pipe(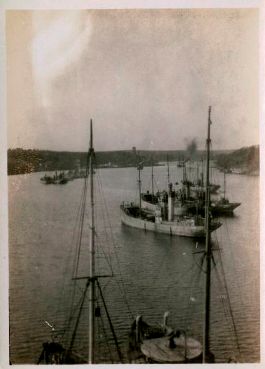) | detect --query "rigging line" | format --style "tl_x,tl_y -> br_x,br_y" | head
61,283 -> 89,344
68,280 -> 90,353
222,218 -> 245,311
97,310 -> 114,363
98,276 -> 112,297
218,262 -> 241,357
184,253 -> 205,331
183,261 -> 198,329
96,279 -> 123,363
63,150 -> 91,338
214,247 -> 242,358
94,241 -> 133,323
193,251 -> 207,273
94,177 -> 120,275
54,170 -> 89,330
213,266 -> 240,357
95,284 -> 115,364
54,205 -> 83,324
93,205 -> 114,275
68,144 -> 91,316
94,167 -> 134,319
73,179 -> 88,278
154,177 -> 160,193
94,177 -> 115,274
66,180 -> 88,325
